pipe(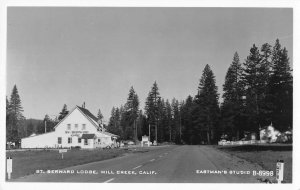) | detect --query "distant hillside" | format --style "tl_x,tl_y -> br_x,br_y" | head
25,118 -> 43,126
25,118 -> 43,134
